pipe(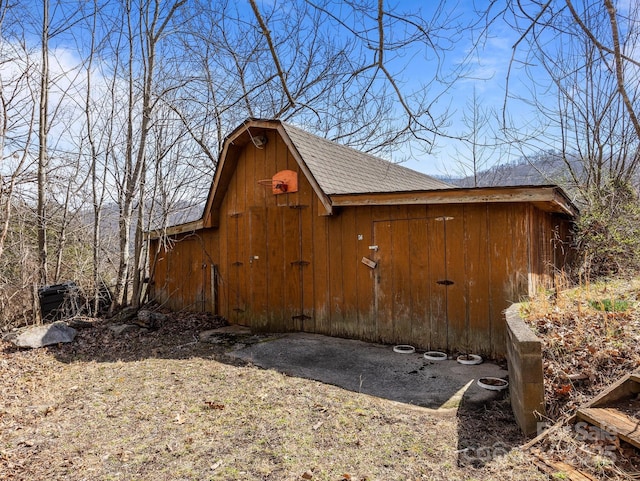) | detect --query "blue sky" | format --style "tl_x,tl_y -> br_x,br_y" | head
369,1 -> 541,176
13,0 -> 563,178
